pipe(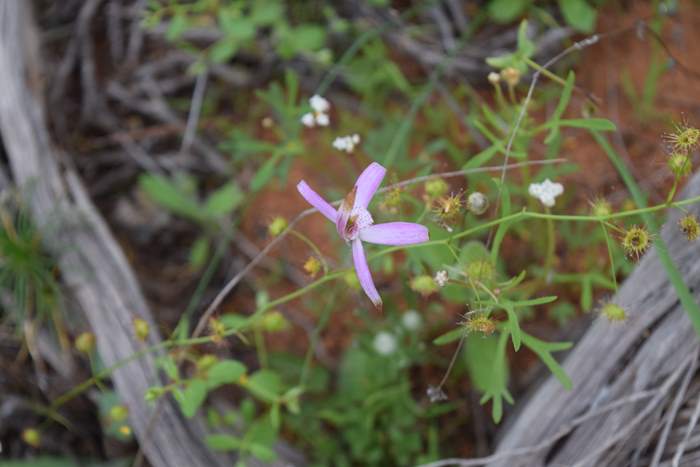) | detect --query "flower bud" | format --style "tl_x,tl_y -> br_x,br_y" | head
260,310 -> 289,332
679,213 -> 700,241
22,428 -> 41,448
133,318 -> 149,342
465,260 -> 495,283
110,405 -> 129,422
668,153 -> 692,178
410,275 -> 438,297
501,67 -> 521,87
75,332 -> 96,354
467,192 -> 489,215
488,72 -> 501,85
590,197 -> 612,217
268,216 -> 288,236
197,354 -> 219,372
303,256 -> 322,278
601,302 -> 627,322
463,315 -> 496,335
424,178 -> 449,199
